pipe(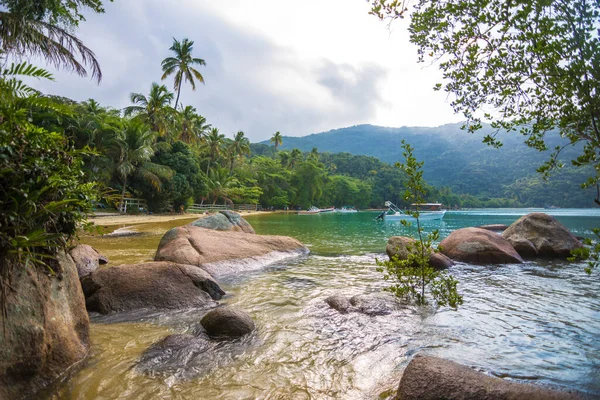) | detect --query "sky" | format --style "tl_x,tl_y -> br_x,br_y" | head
29,0 -> 462,142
